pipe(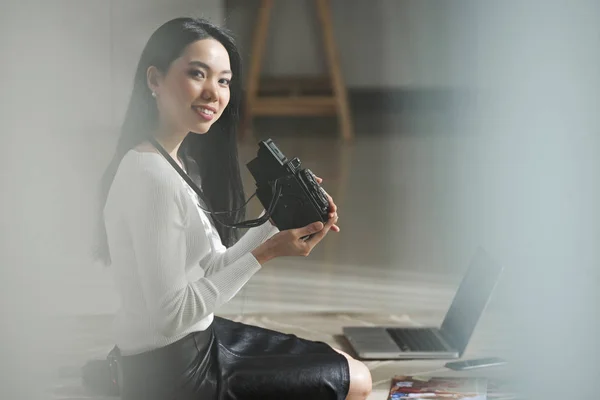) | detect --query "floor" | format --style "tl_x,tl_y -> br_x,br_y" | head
231,111 -> 511,317
49,111 -> 520,399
